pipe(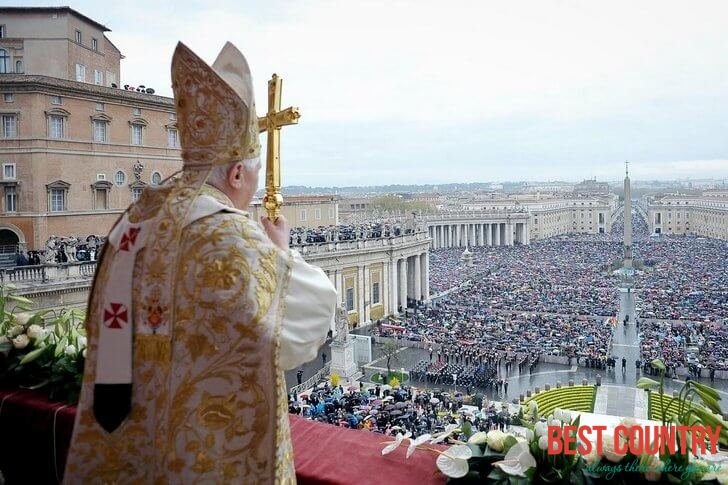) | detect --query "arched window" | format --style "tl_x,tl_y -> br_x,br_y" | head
14,60 -> 22,73
0,49 -> 8,74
